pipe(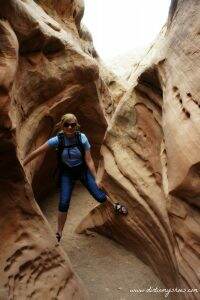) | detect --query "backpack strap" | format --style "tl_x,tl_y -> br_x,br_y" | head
53,132 -> 65,182
57,132 -> 65,151
75,131 -> 85,162
56,132 -> 65,167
